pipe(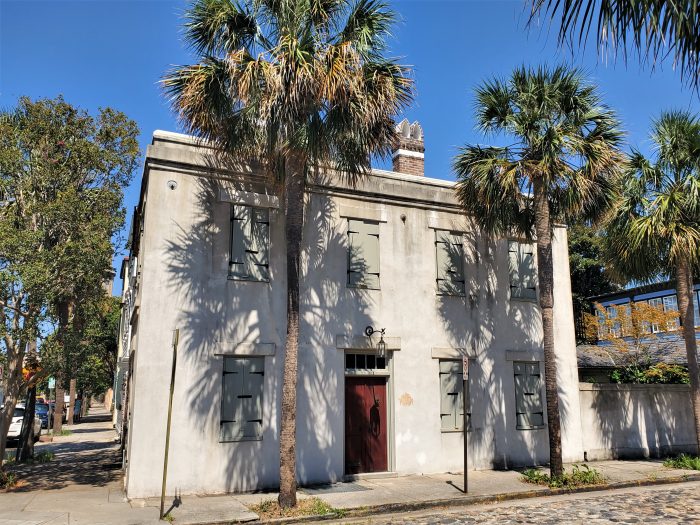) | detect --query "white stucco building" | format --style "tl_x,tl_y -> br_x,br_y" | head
120,124 -> 584,498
